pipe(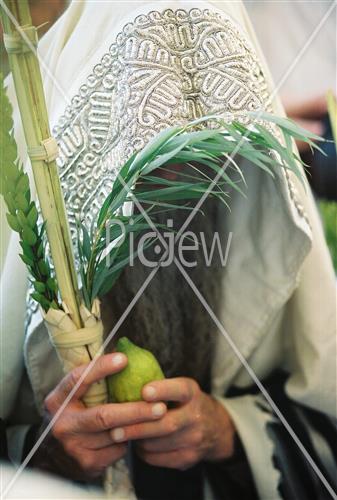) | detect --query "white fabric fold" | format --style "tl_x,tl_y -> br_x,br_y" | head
217,394 -> 282,500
